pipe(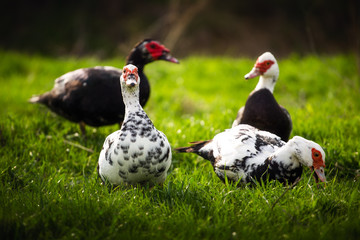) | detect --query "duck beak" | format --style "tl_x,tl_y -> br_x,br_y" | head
125,74 -> 138,87
311,166 -> 326,184
159,52 -> 179,64
244,67 -> 261,80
